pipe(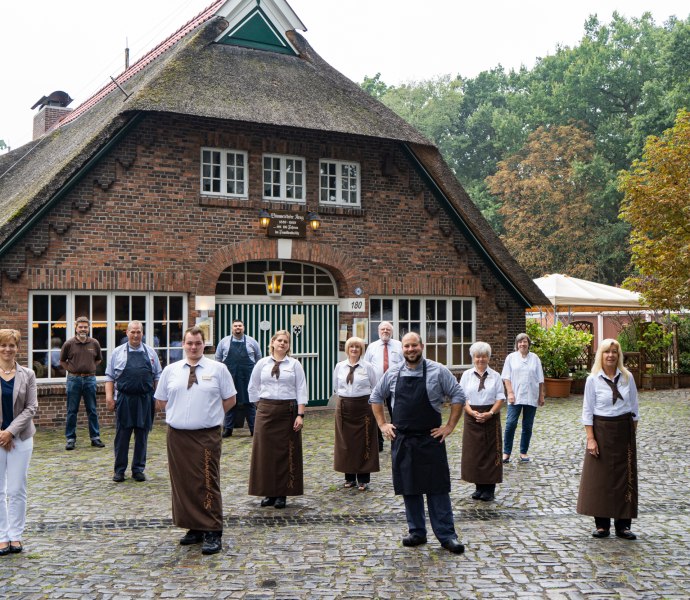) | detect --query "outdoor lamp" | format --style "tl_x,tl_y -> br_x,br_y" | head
307,211 -> 321,231
264,271 -> 284,297
259,209 -> 271,229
